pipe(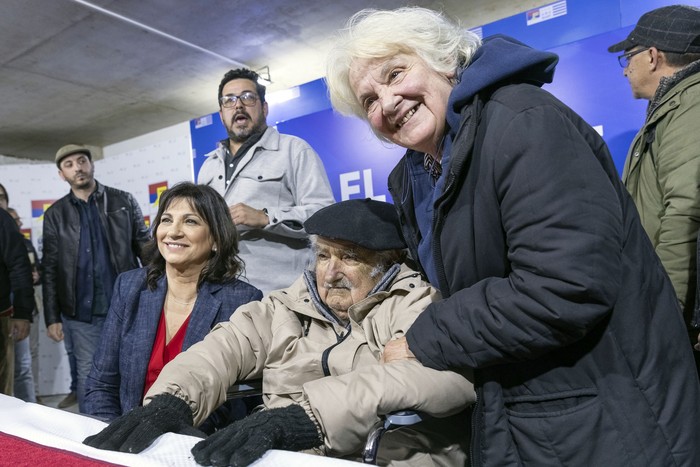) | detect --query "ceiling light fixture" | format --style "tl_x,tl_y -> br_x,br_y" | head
256,66 -> 272,86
